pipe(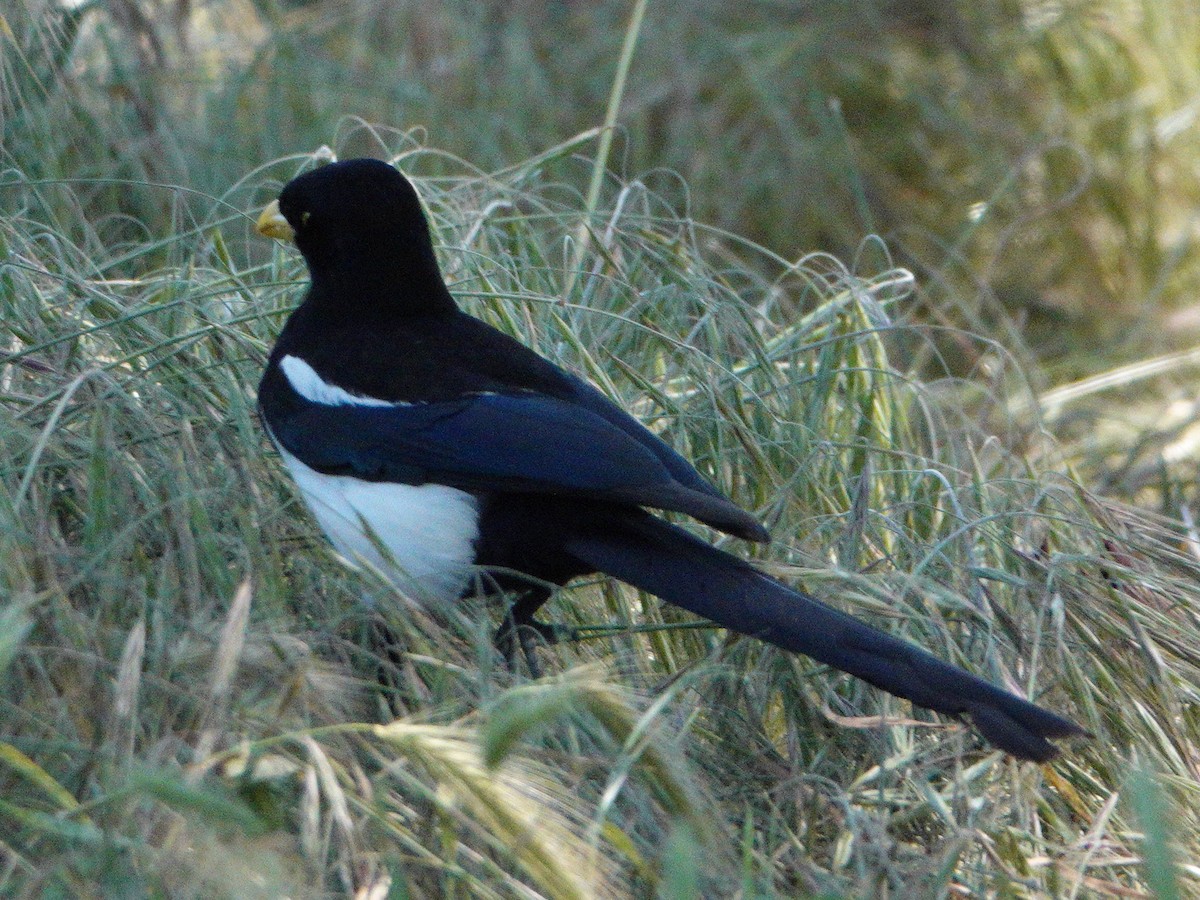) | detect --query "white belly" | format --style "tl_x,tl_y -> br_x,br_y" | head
279,448 -> 481,605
